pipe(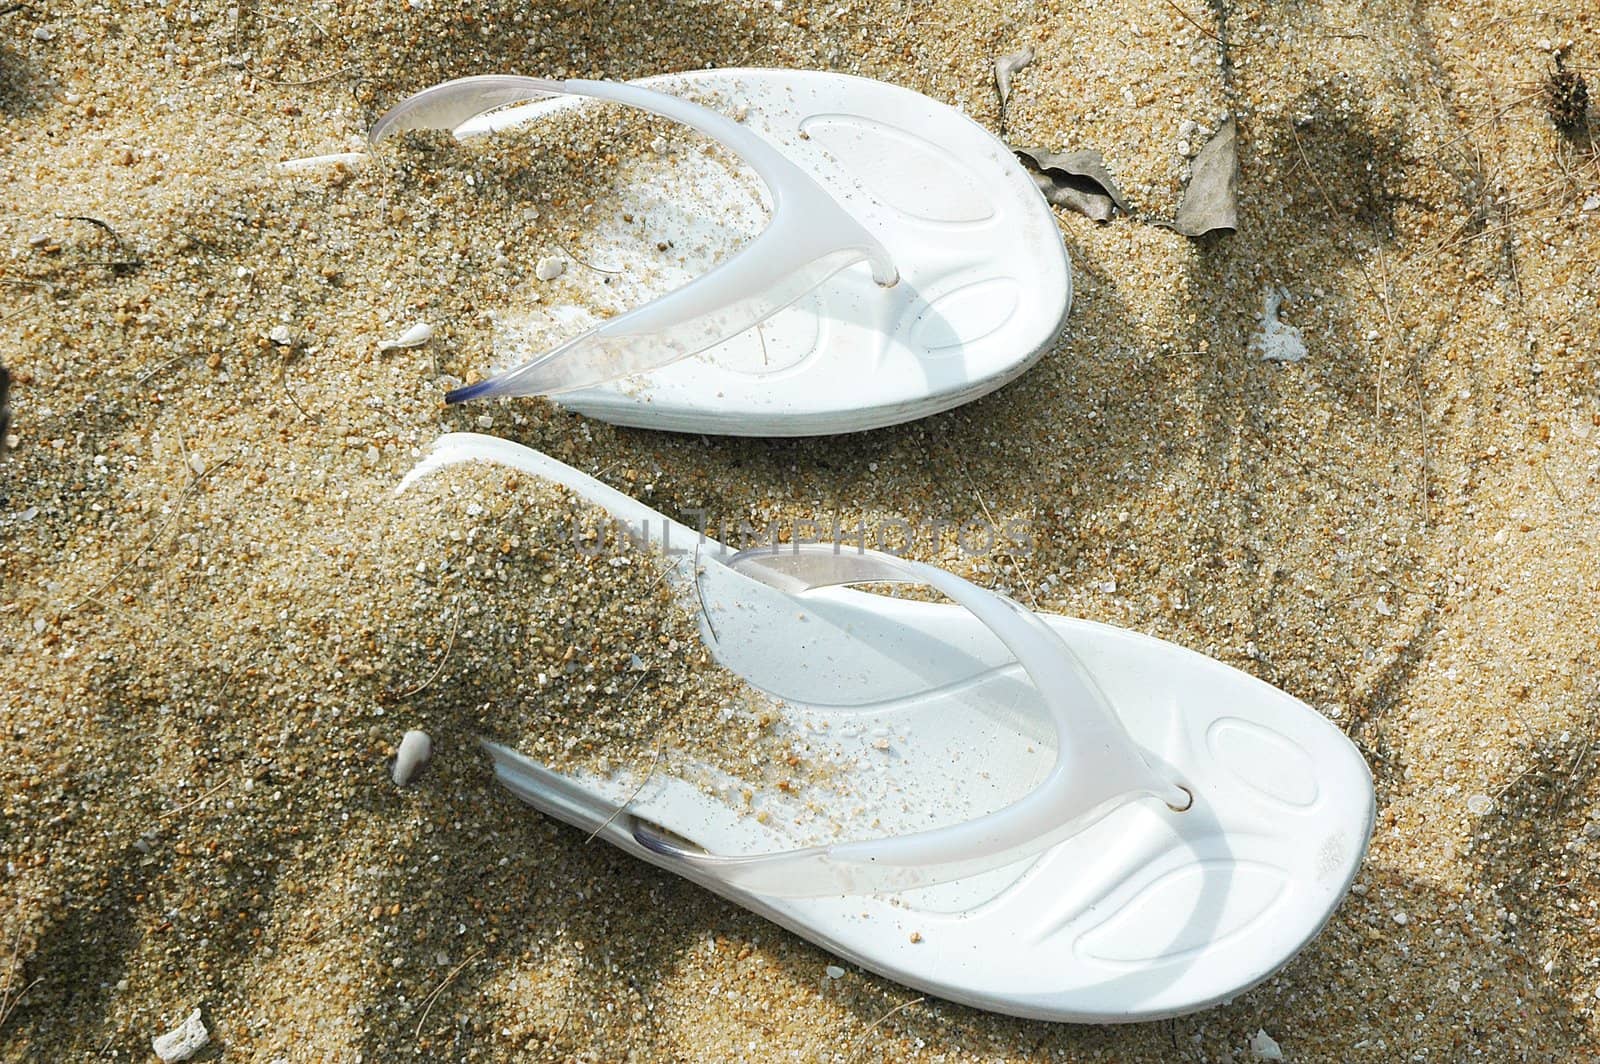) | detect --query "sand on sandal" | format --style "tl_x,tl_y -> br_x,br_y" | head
4,0 -> 1600,1059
